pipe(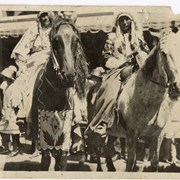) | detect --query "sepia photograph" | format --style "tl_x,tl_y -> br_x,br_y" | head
0,3 -> 180,178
